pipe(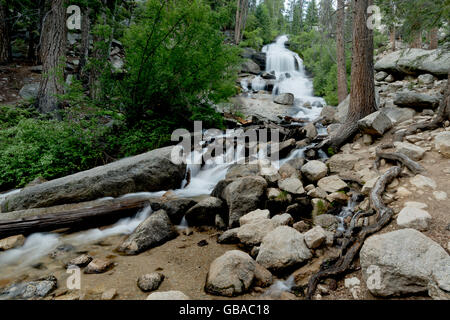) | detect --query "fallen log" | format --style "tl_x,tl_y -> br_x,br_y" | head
305,166 -> 402,299
0,196 -> 153,239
